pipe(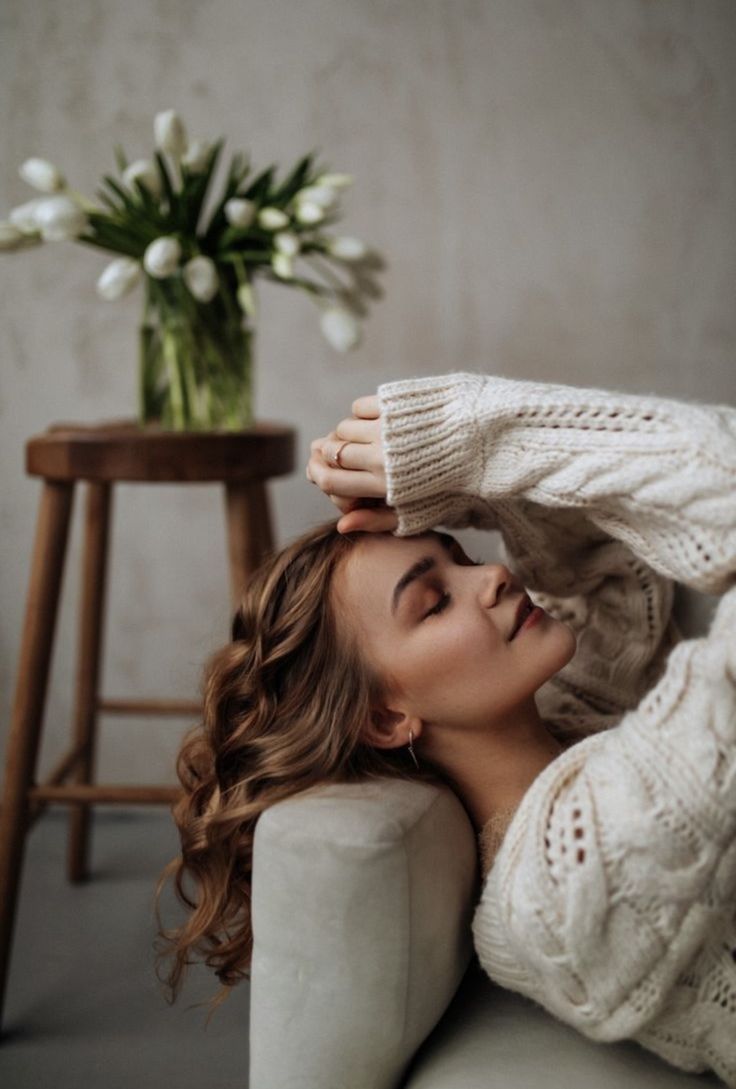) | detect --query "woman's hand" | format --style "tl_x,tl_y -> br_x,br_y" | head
307,394 -> 399,534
